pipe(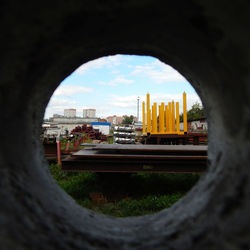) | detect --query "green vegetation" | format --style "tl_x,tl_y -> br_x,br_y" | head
60,136 -> 85,151
121,115 -> 136,125
180,102 -> 205,122
107,136 -> 113,144
49,164 -> 200,217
